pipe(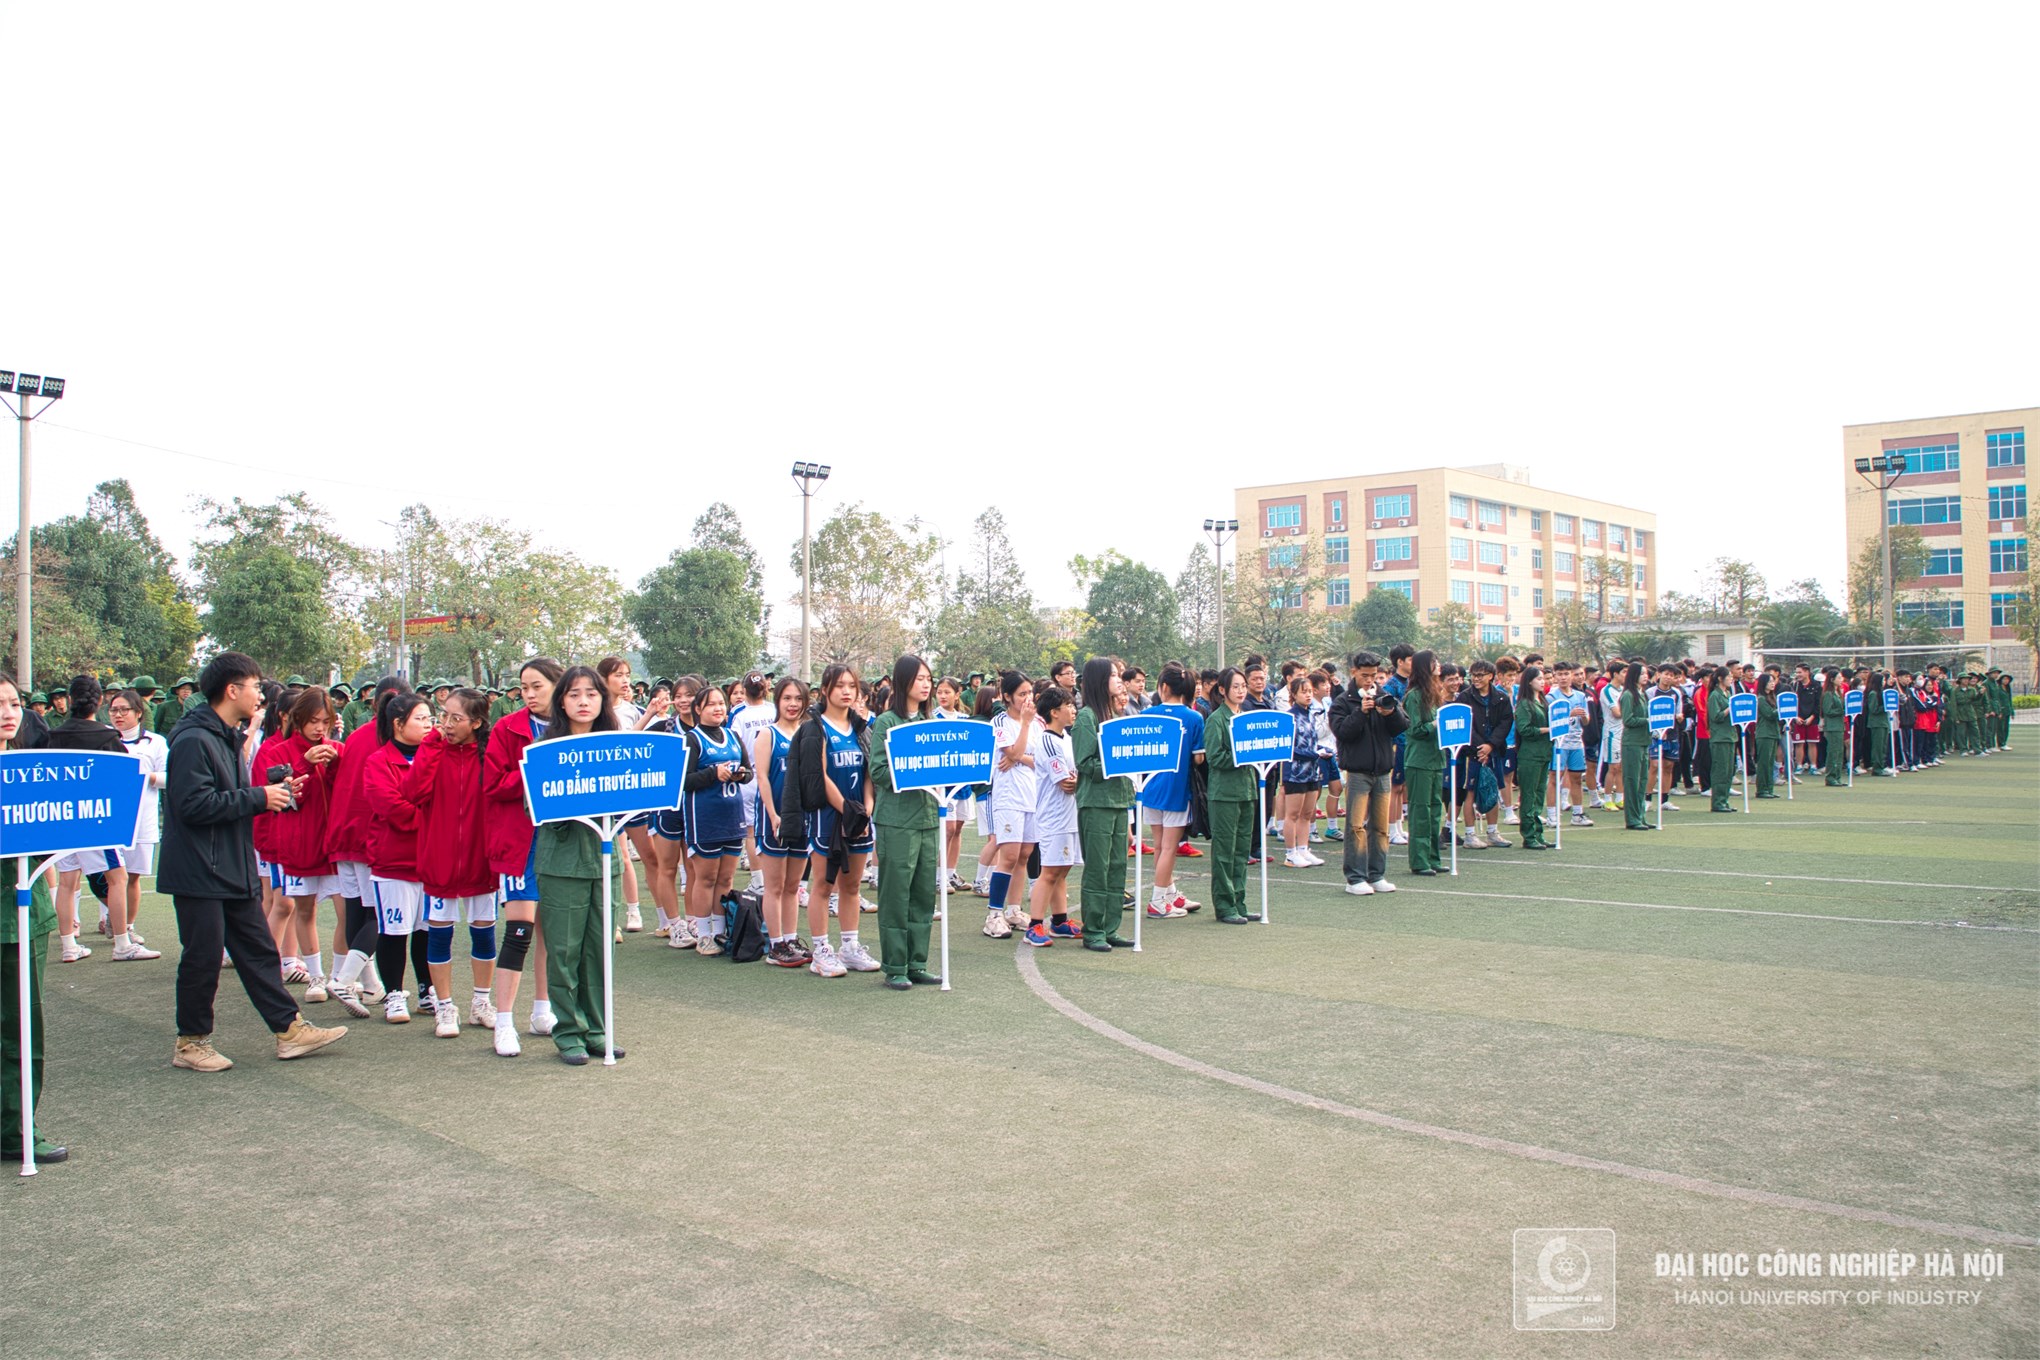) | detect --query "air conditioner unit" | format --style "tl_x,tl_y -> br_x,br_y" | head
1398,518 -> 1409,527
1261,529 -> 1273,538
1371,561 -> 1384,571
1370,521 -> 1382,530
